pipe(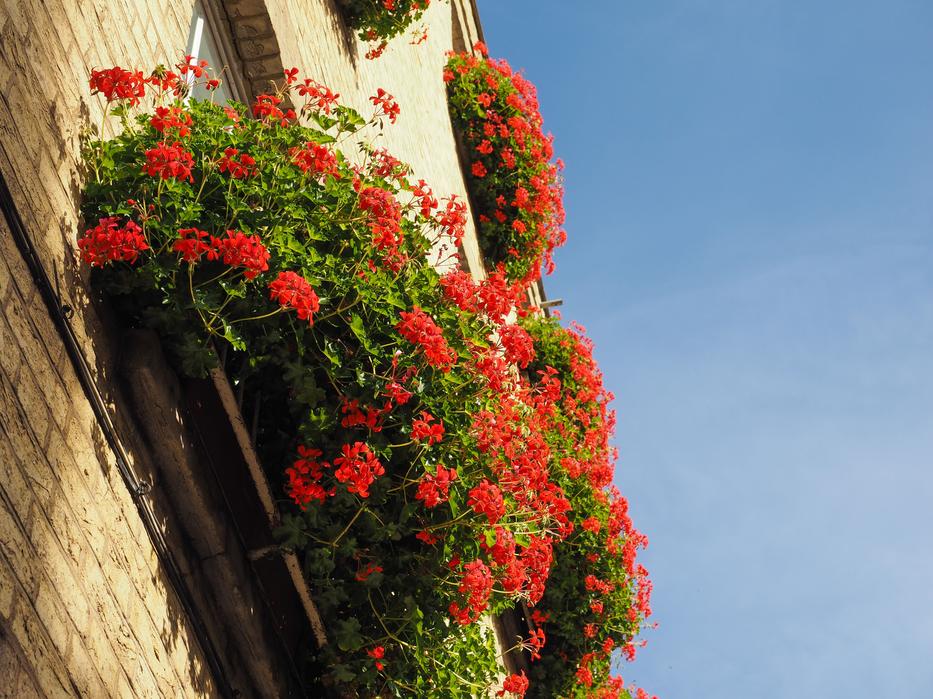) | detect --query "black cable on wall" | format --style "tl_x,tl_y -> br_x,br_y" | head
0,170 -> 235,699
